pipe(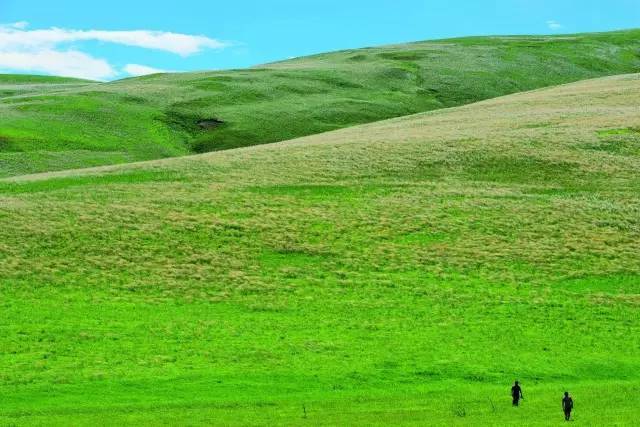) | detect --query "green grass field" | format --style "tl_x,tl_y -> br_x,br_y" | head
1,71 -> 639,425
1,29 -> 640,177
